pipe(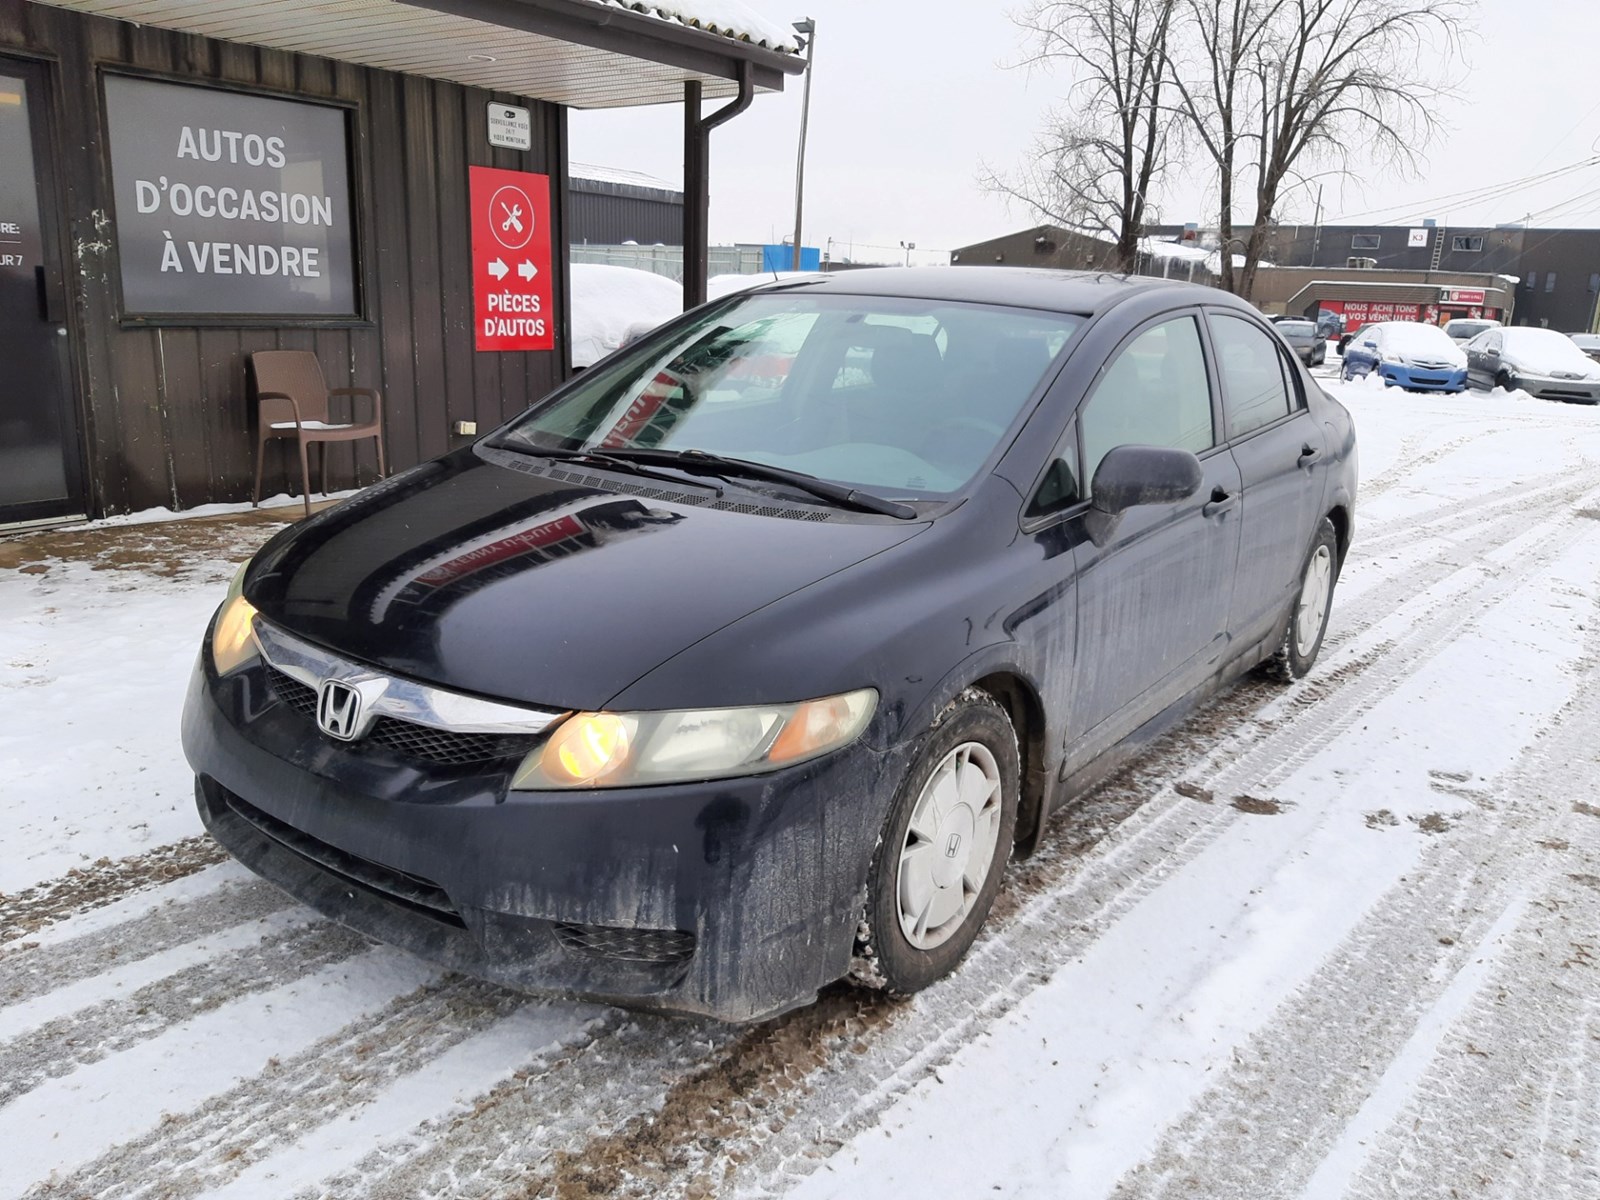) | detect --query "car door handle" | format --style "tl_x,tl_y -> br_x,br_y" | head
1202,487 -> 1236,518
1297,444 -> 1321,467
